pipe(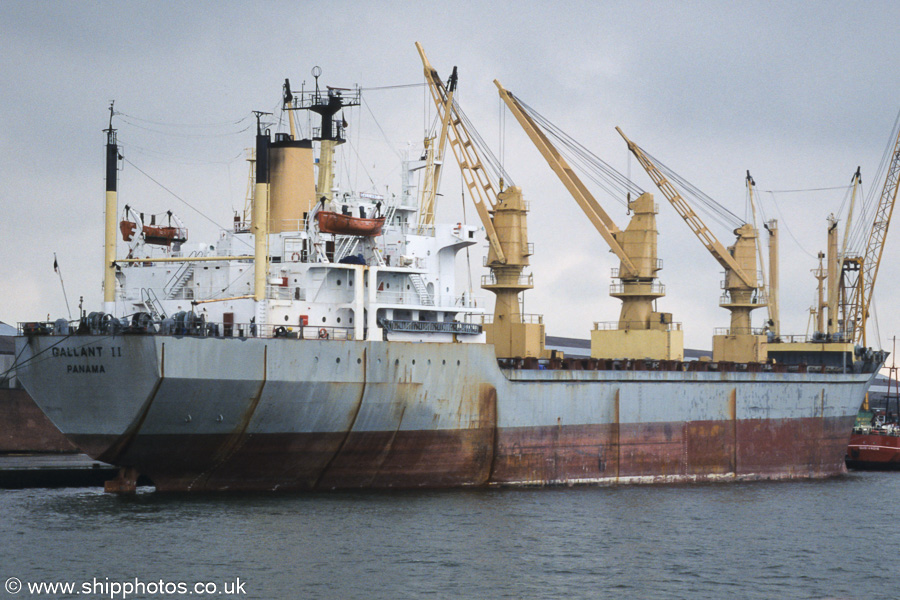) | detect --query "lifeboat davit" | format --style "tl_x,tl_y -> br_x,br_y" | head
119,221 -> 188,246
316,211 -> 385,236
